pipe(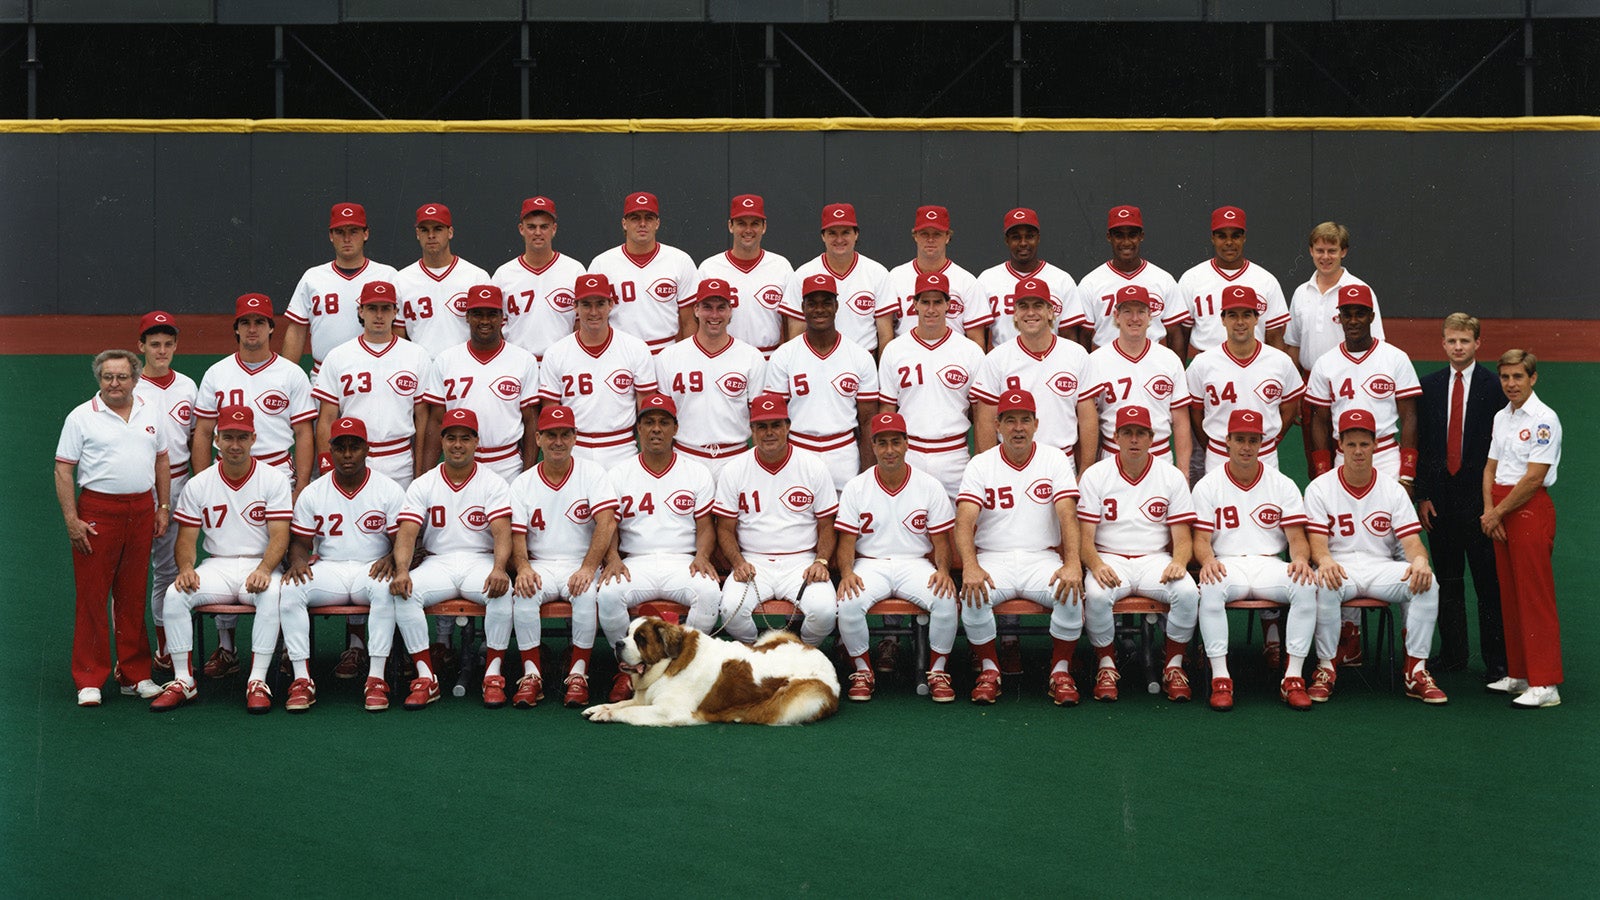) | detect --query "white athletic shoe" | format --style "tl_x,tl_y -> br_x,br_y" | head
120,679 -> 163,699
77,687 -> 102,707
1485,676 -> 1528,695
1511,685 -> 1561,708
